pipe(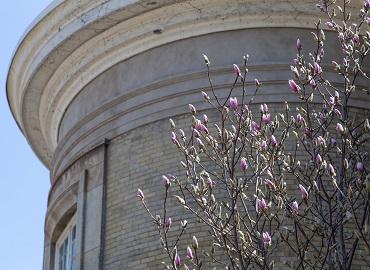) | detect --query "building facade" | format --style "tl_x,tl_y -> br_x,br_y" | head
7,0 -> 369,269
